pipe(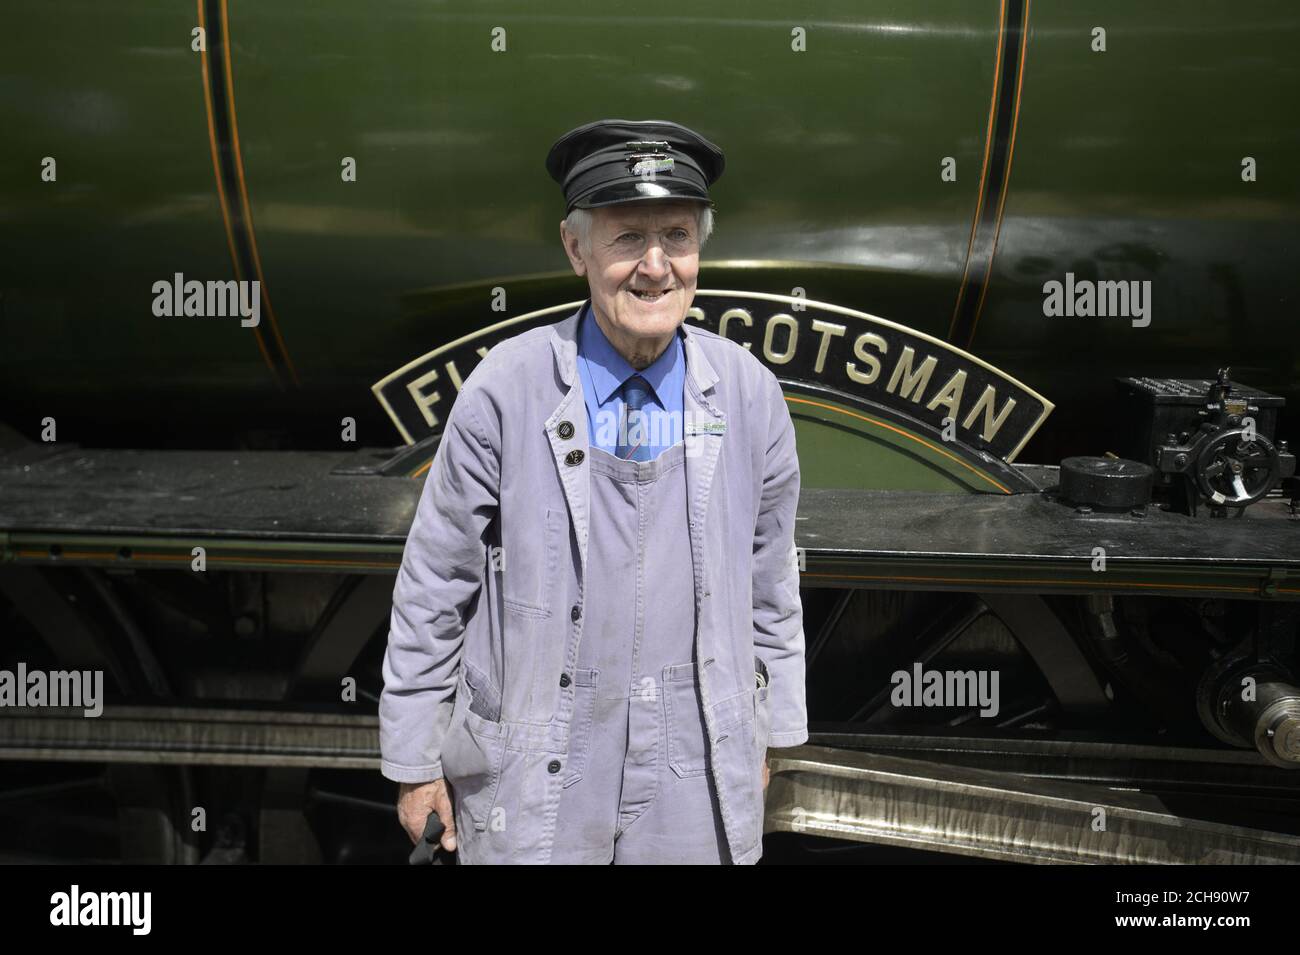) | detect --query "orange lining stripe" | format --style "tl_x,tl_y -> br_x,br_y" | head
17,550 -> 397,569
968,0 -> 1031,342
198,0 -> 275,374
803,572 -> 1296,596
219,0 -> 300,386
785,395 -> 1012,494
948,0 -> 1007,341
